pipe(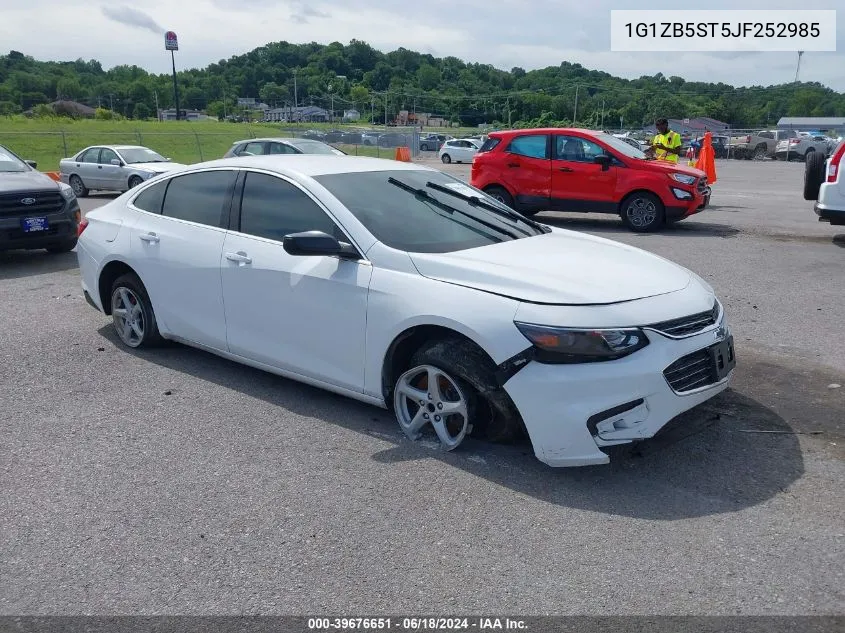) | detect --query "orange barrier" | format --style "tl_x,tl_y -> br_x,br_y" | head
394,146 -> 411,162
44,171 -> 61,181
